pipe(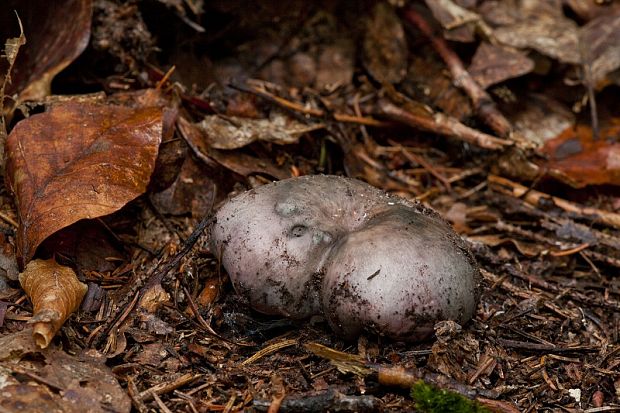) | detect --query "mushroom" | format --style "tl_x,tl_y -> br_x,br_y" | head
210,175 -> 480,341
